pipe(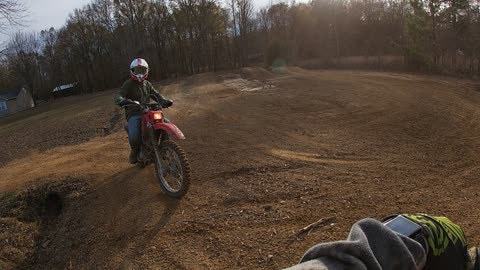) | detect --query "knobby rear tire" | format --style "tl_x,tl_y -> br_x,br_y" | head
154,140 -> 191,198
